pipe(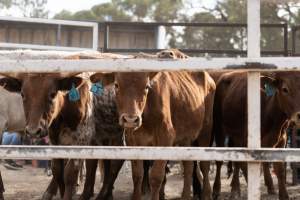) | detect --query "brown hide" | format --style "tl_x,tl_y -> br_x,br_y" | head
91,70 -> 215,200
213,71 -> 296,200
